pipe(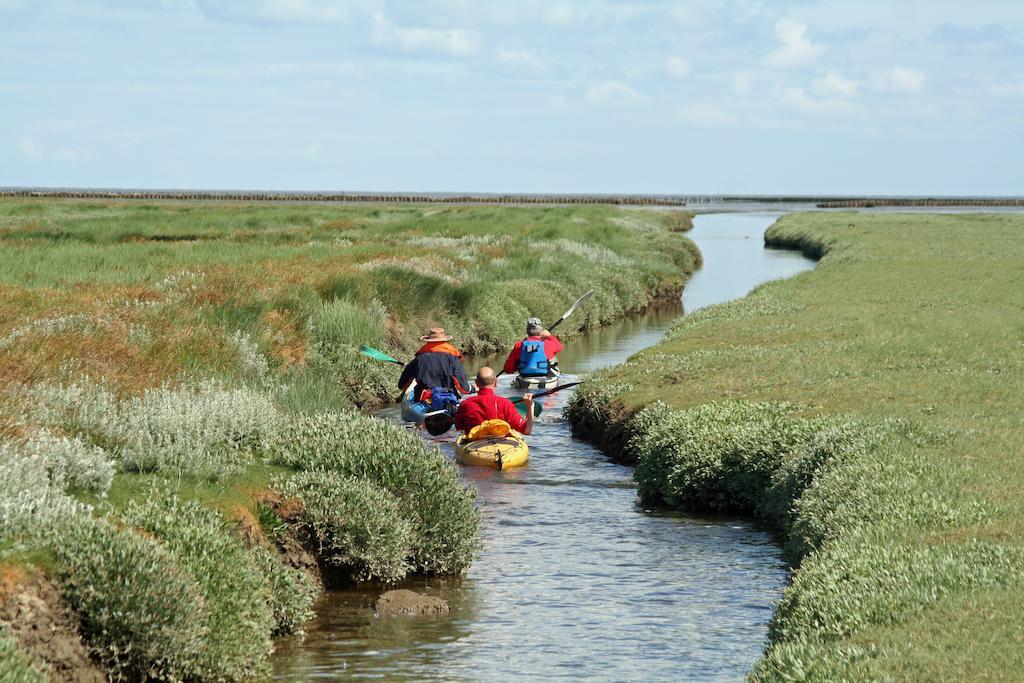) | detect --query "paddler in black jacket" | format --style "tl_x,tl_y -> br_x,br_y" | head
398,326 -> 473,402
